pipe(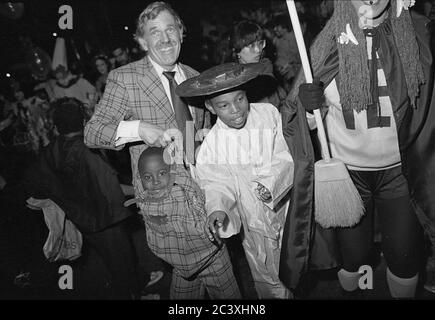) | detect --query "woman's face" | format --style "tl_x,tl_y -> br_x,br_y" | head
95,59 -> 109,75
238,39 -> 266,64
